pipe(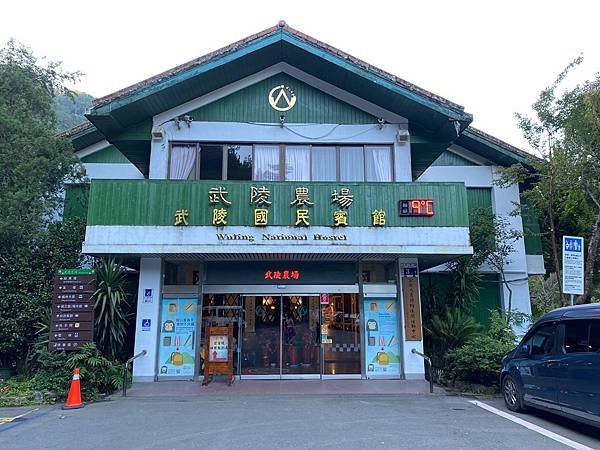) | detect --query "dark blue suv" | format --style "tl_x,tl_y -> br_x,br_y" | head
501,304 -> 600,427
